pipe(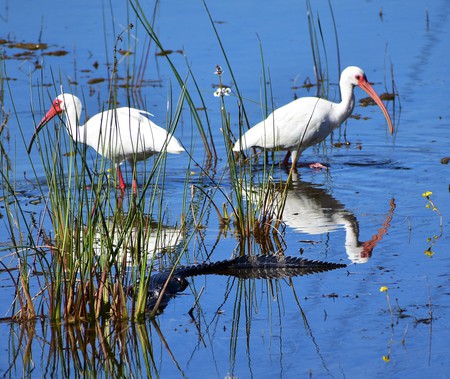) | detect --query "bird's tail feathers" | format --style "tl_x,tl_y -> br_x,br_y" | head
166,138 -> 185,154
232,138 -> 246,152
